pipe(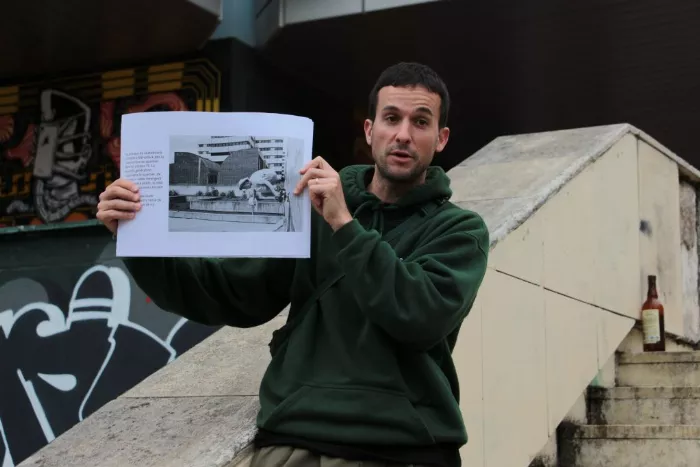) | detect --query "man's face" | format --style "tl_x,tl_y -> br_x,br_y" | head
364,85 -> 450,183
